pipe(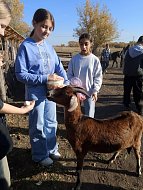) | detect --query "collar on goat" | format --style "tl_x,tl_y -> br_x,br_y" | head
68,95 -> 78,112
